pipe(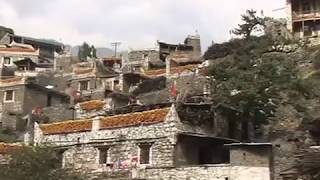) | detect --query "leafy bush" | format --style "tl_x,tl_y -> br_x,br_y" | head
0,146 -> 87,180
